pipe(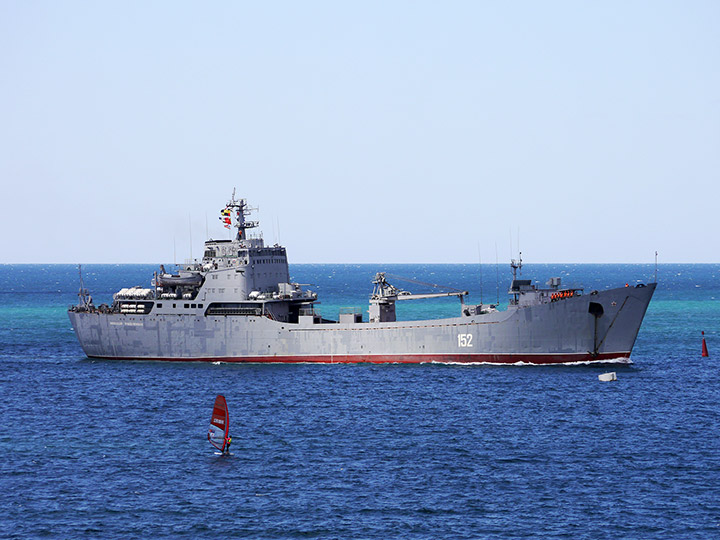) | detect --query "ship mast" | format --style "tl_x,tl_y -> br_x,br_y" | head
225,189 -> 258,241
509,252 -> 523,305
510,251 -> 523,280
77,264 -> 92,310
